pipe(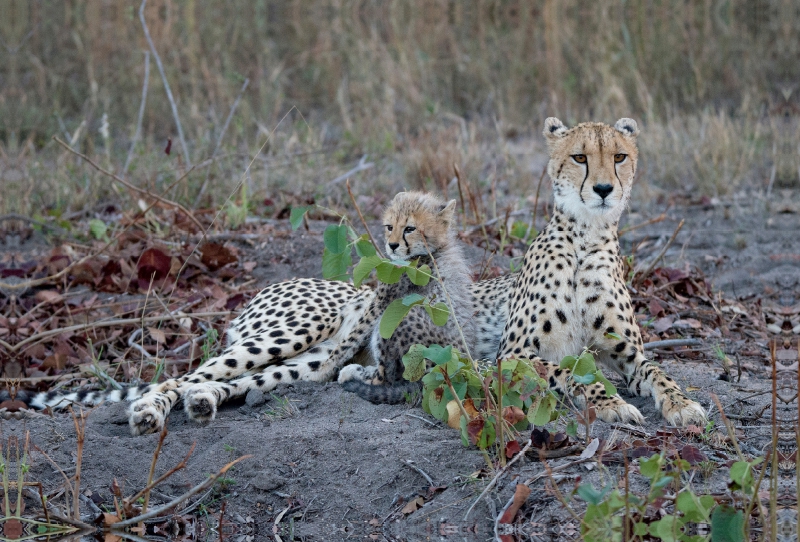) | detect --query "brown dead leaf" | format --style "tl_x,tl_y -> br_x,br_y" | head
466,418 -> 485,446
505,440 -> 522,459
498,484 -> 531,524
401,496 -> 424,515
34,290 -> 63,304
200,242 -> 237,271
137,247 -> 172,287
503,406 -> 526,425
147,327 -> 167,344
243,261 -> 257,273
42,353 -> 68,371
